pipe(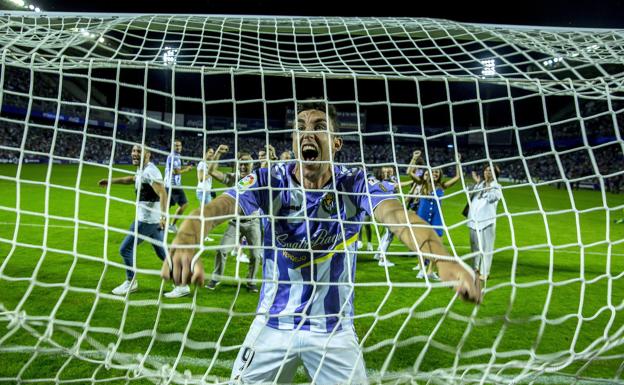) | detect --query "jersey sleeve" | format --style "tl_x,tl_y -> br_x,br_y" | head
145,166 -> 164,185
224,168 -> 269,215
352,170 -> 397,216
